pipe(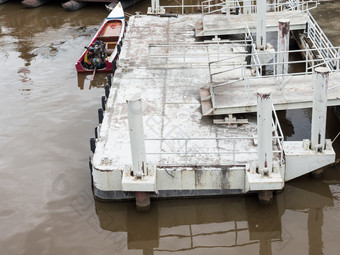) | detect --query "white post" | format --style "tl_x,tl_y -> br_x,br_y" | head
277,19 -> 290,89
127,95 -> 146,178
311,67 -> 329,152
151,0 -> 156,13
225,1 -> 230,22
244,0 -> 251,14
257,89 -> 273,176
256,0 -> 266,50
151,0 -> 160,14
